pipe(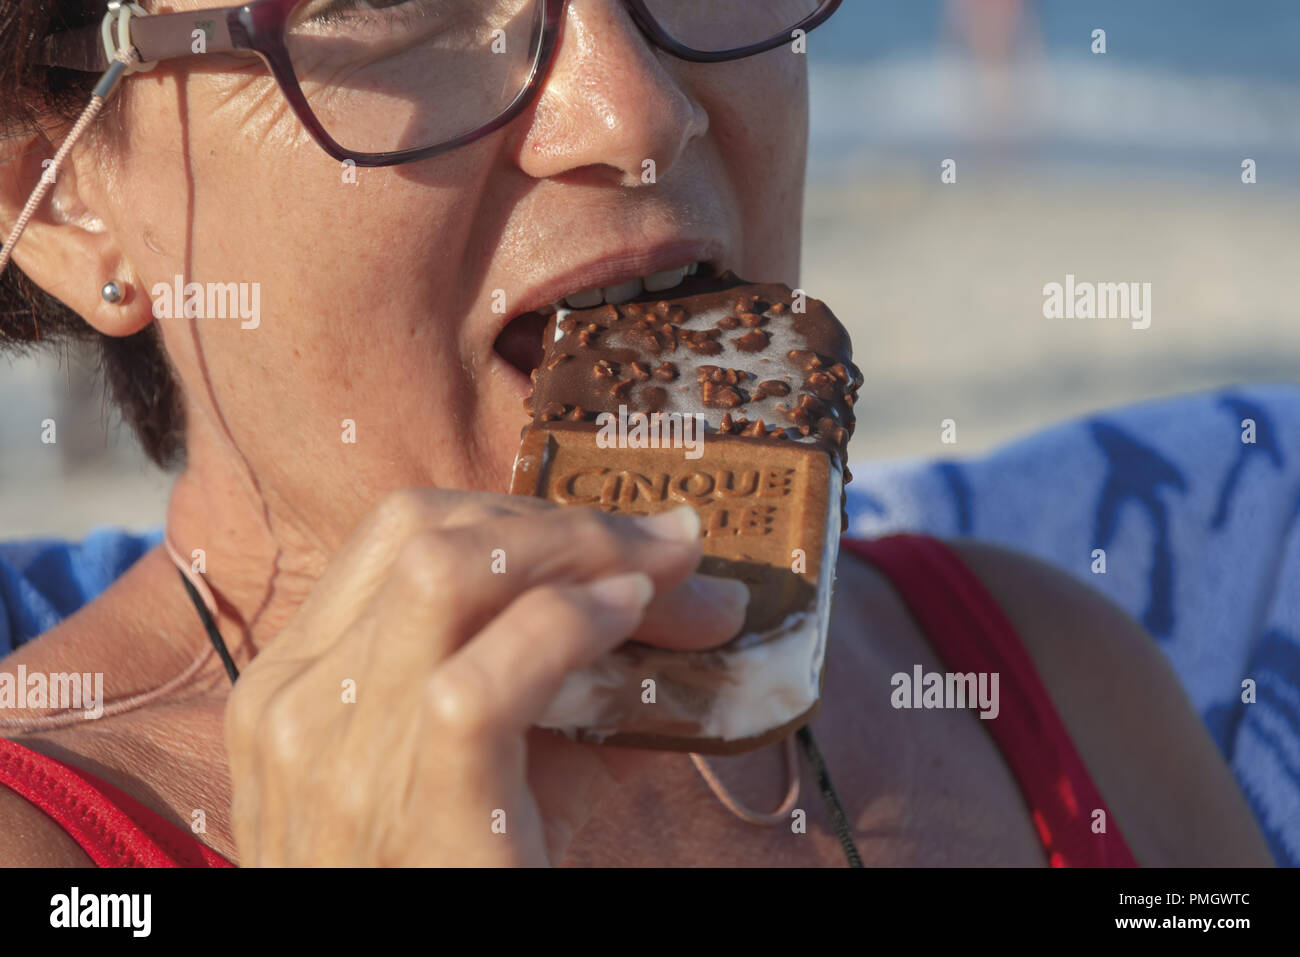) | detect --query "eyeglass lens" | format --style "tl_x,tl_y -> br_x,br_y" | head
284,0 -> 825,155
